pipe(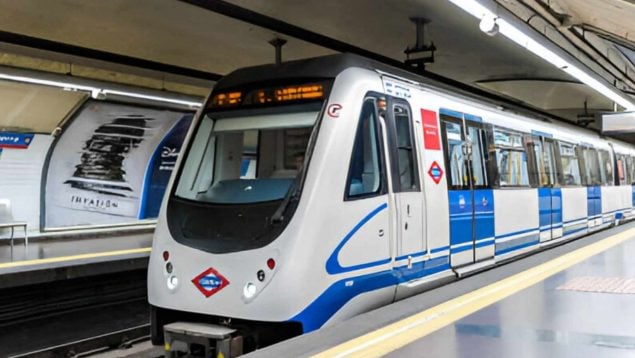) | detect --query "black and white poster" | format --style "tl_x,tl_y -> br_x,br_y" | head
45,100 -> 192,228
